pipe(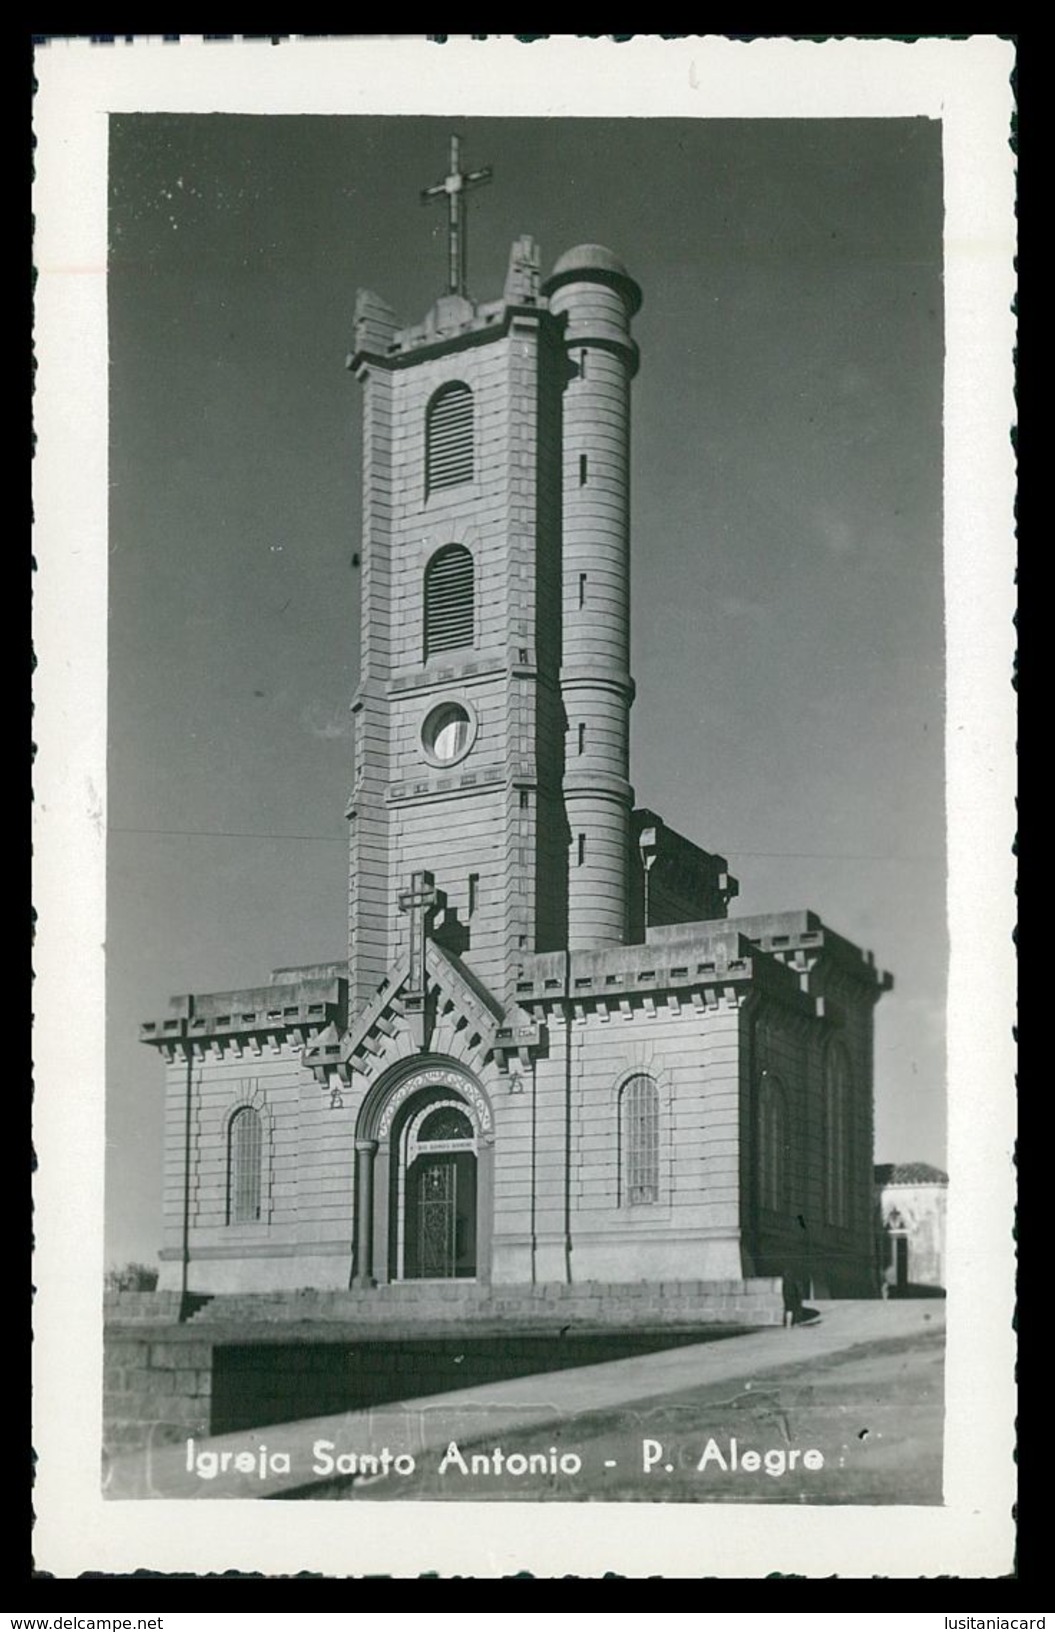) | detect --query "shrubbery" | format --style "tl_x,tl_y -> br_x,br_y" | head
105,1261 -> 159,1293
